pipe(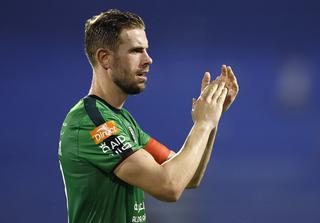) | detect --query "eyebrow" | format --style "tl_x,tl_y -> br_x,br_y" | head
129,46 -> 148,52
